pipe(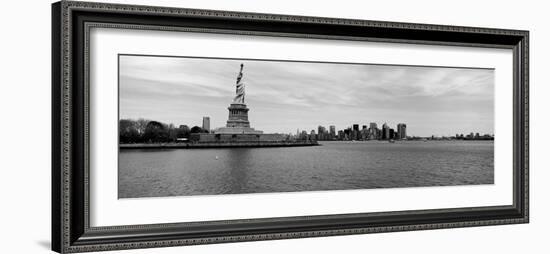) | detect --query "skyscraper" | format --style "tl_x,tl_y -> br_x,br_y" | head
352,124 -> 359,140
329,125 -> 336,140
369,122 -> 378,140
301,130 -> 308,140
369,122 -> 378,130
202,116 -> 210,133
344,127 -> 351,140
382,123 -> 390,140
338,130 -> 344,140
361,126 -> 368,140
397,123 -> 407,139
318,125 -> 327,140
